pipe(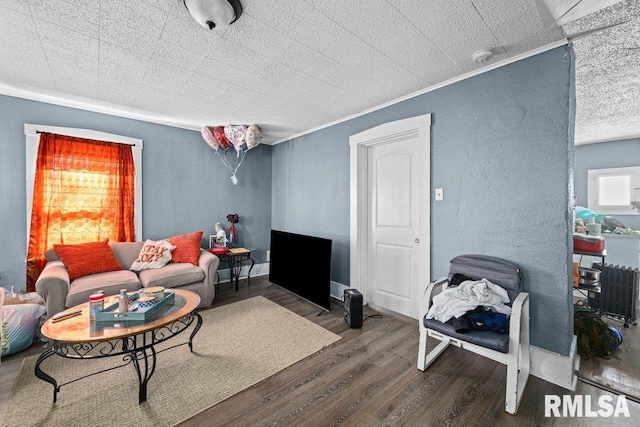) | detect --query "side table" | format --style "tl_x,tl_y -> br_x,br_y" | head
209,248 -> 255,291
